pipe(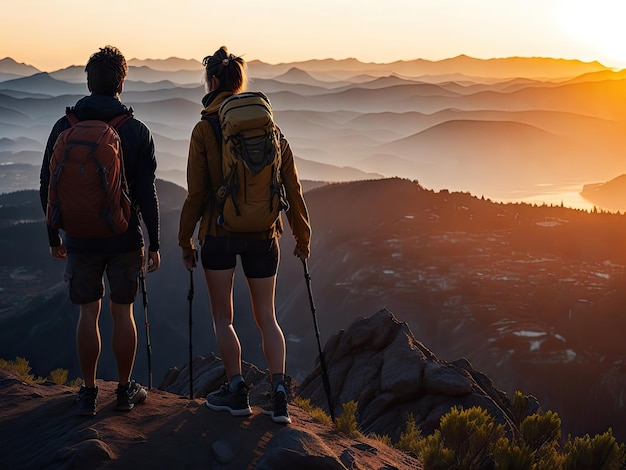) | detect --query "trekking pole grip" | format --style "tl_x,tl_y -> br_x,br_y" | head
302,259 -> 316,314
